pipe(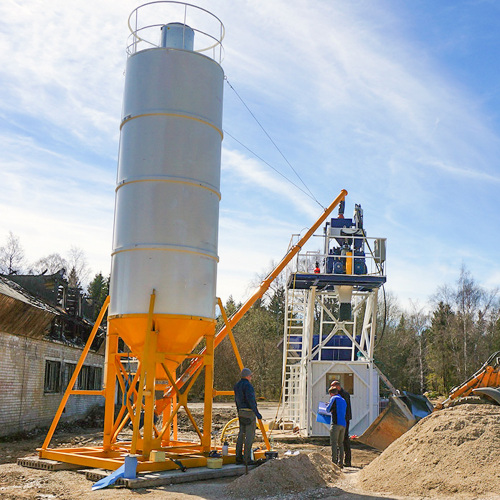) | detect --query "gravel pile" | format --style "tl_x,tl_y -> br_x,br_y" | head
358,404 -> 500,498
226,452 -> 341,498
